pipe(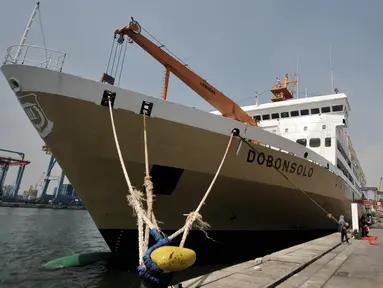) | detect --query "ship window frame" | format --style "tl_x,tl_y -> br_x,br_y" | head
300,109 -> 309,116
296,138 -> 307,147
311,108 -> 320,114
332,105 -> 343,112
309,138 -> 321,148
262,114 -> 270,120
325,137 -> 331,147
290,110 -> 299,117
271,113 -> 279,119
281,112 -> 289,118
321,106 -> 331,113
253,115 -> 261,121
